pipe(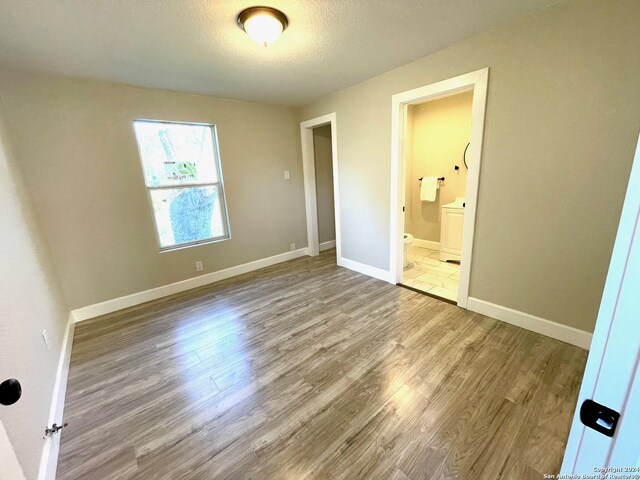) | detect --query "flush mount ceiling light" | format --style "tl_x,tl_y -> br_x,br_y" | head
237,6 -> 288,47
